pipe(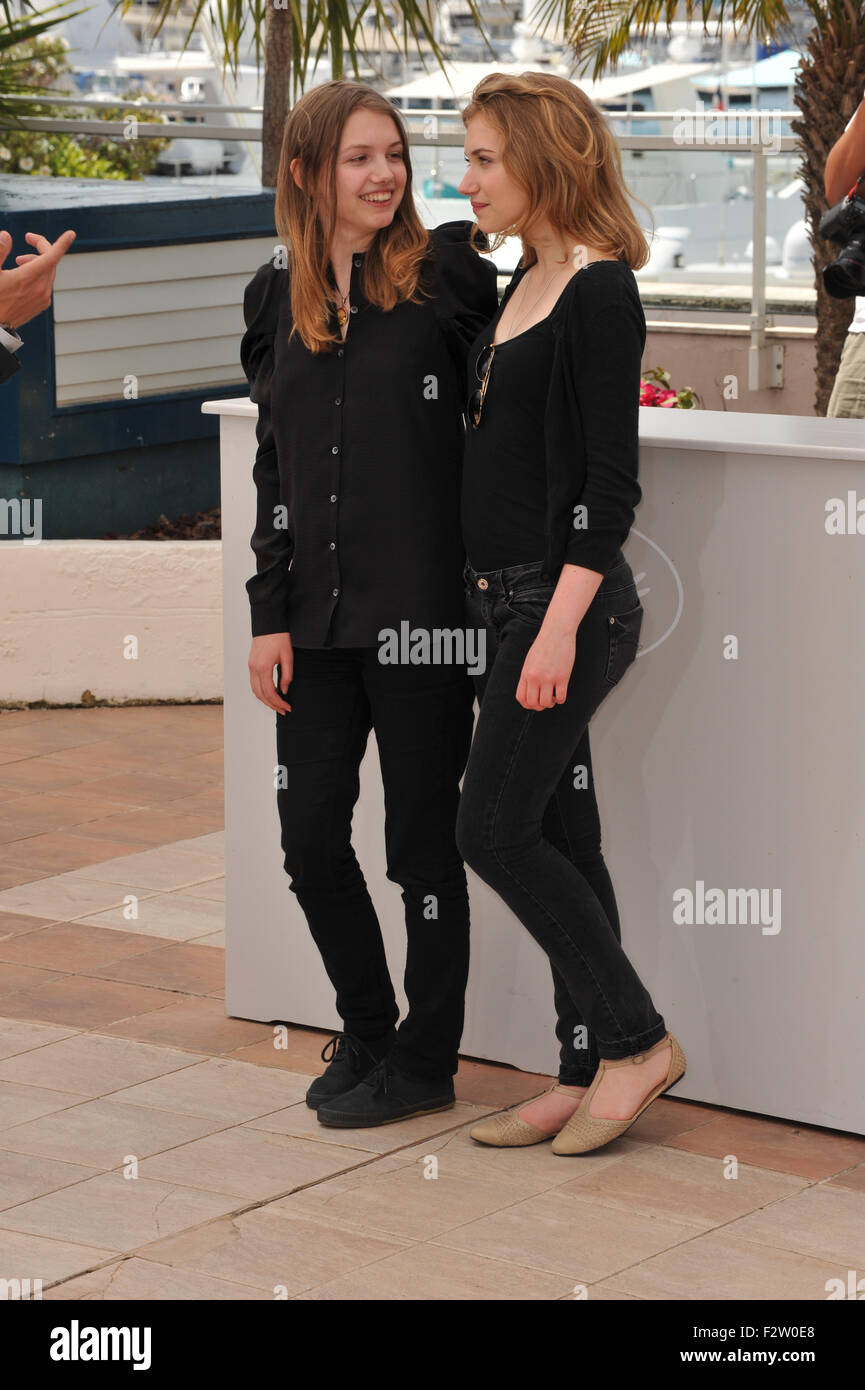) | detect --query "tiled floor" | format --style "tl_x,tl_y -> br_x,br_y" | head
0,705 -> 863,1300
